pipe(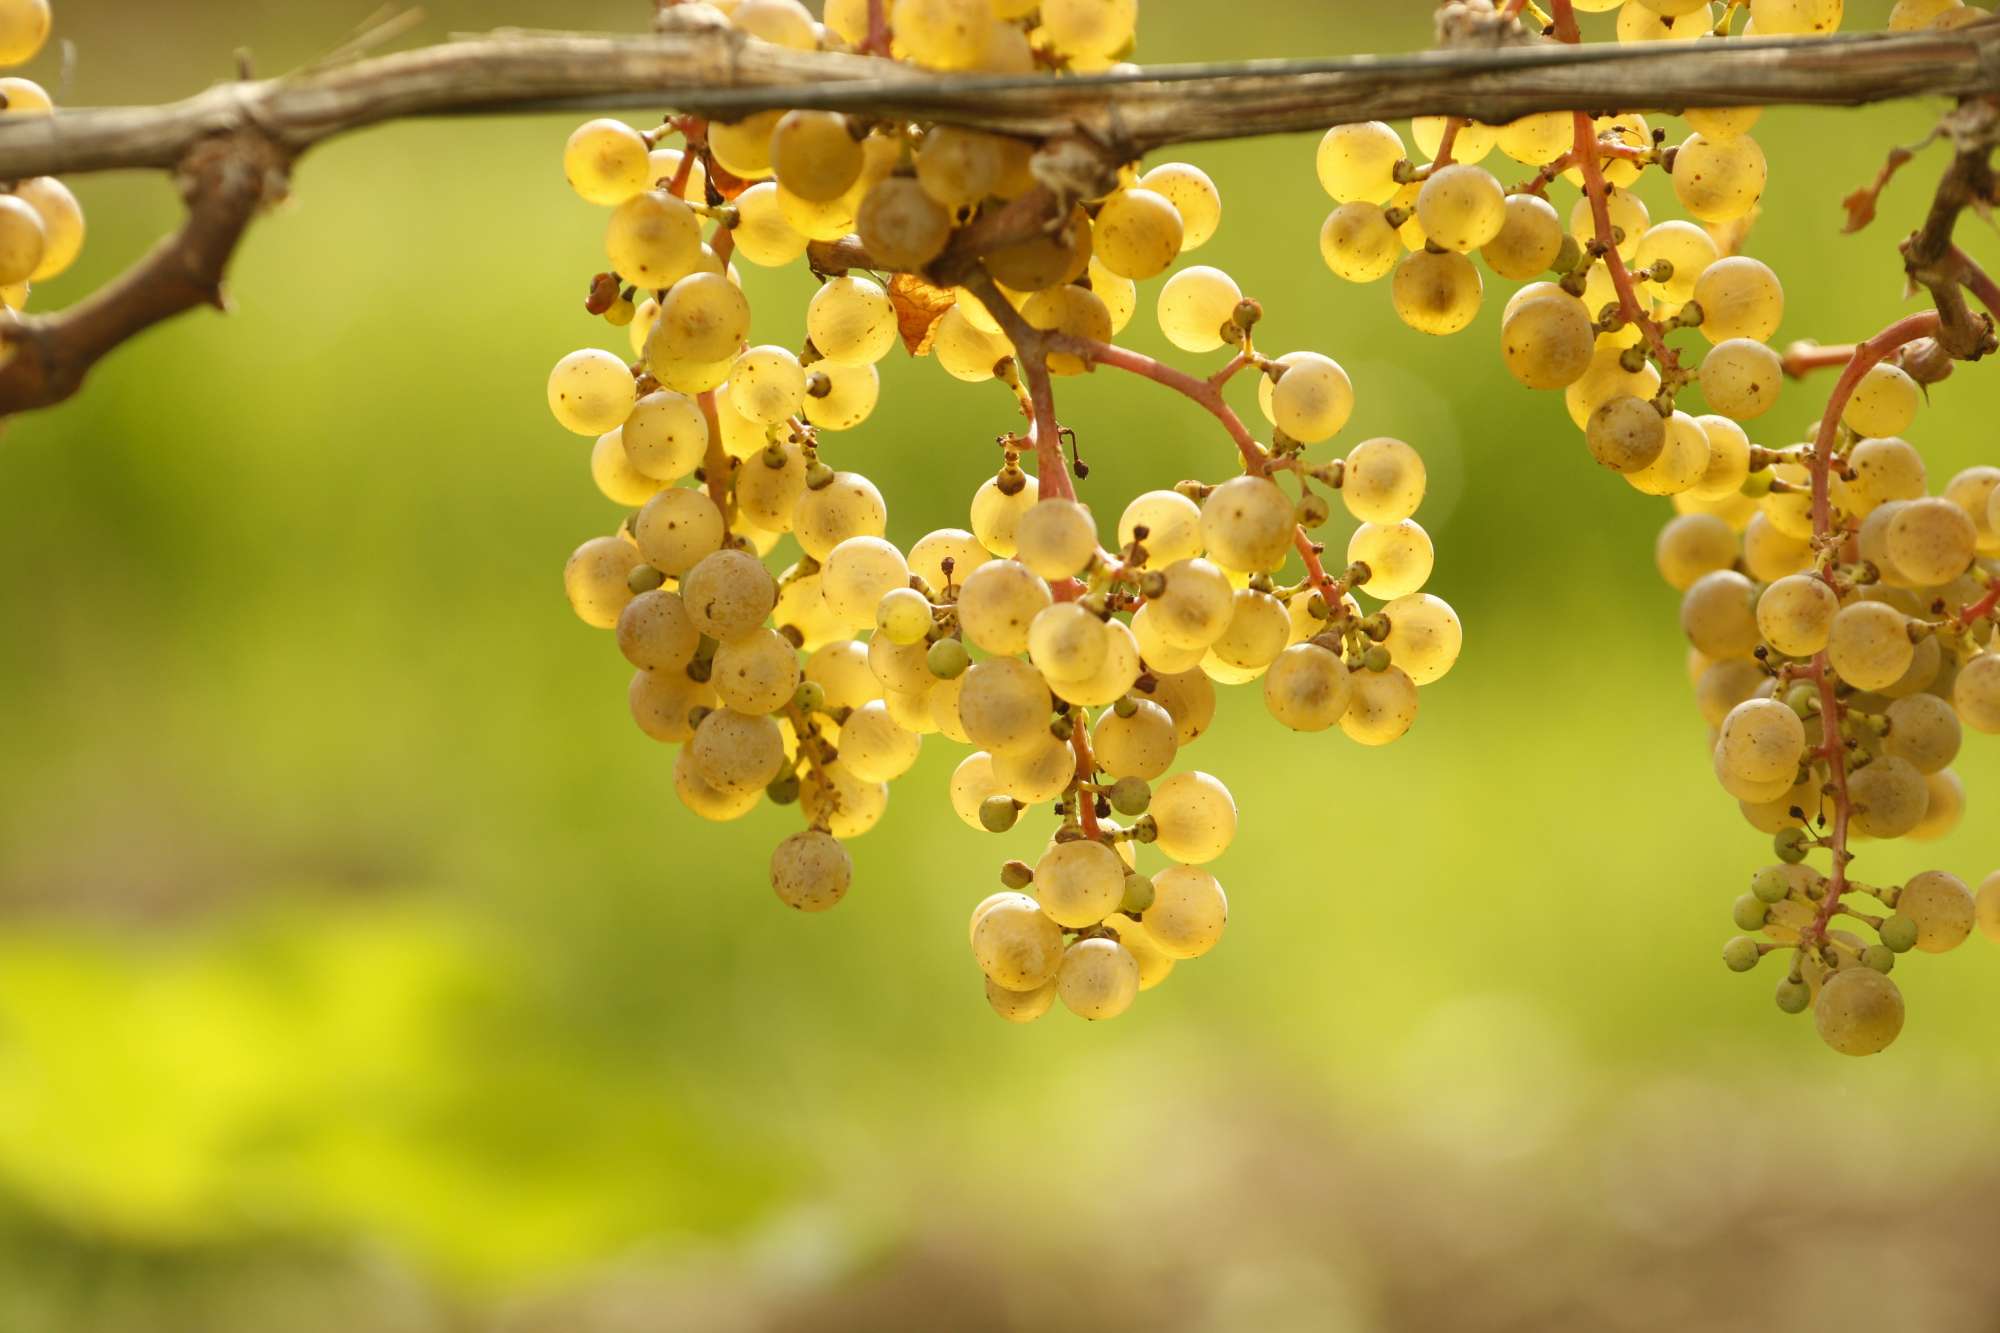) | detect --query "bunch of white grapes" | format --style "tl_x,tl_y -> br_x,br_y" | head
0,0 -> 85,317
549,0 -> 1462,1022
1307,0 -> 2000,1056
1663,384 -> 2000,1056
